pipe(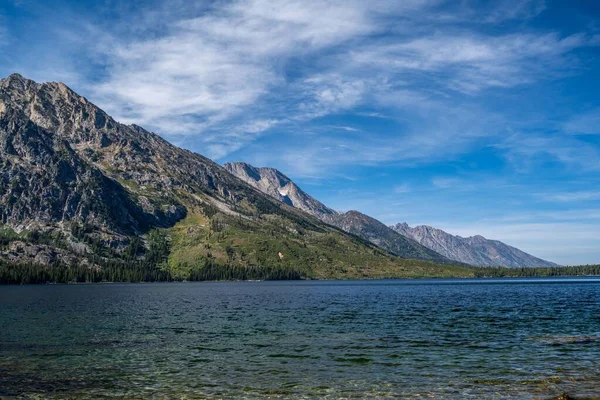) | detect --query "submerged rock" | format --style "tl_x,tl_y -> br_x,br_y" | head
546,393 -> 592,400
538,334 -> 600,346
